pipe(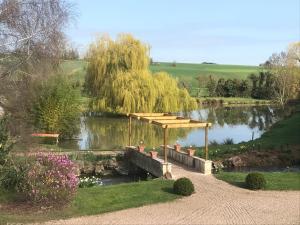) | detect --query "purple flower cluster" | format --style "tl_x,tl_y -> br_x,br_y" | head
25,153 -> 79,205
